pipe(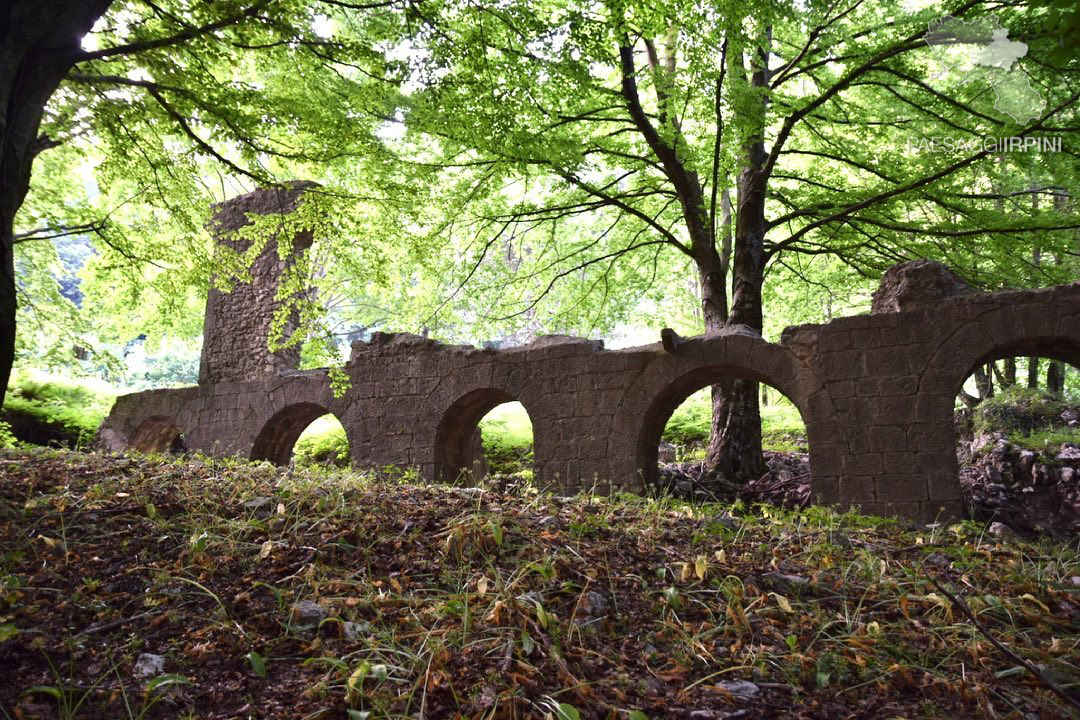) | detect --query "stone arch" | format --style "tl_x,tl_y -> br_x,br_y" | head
126,416 -> 186,454
910,301 -> 1080,511
612,333 -> 835,496
922,299 -> 1080,398
944,339 -> 1080,398
917,302 -> 1080,429
433,387 -> 535,484
250,401 -> 346,466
